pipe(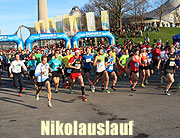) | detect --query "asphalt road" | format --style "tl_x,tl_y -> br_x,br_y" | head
0,71 -> 180,138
